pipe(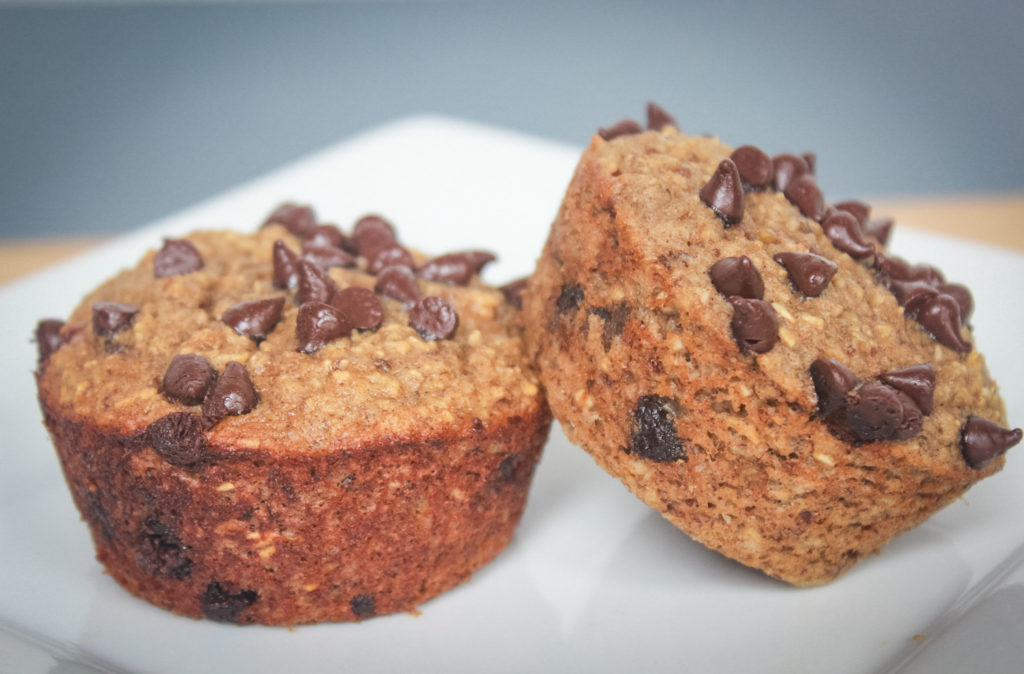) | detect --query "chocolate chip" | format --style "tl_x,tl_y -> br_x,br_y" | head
202,361 -> 259,423
646,102 -> 677,131
201,582 -> 259,622
772,153 -> 811,192
497,453 -> 523,481
864,217 -> 894,246
374,265 -> 422,305
261,203 -> 316,237
409,296 -> 458,341
845,382 -> 920,442
556,283 -> 585,314
938,283 -> 973,322
351,215 -> 396,256
917,293 -> 972,353
873,253 -> 911,281
221,297 -> 286,341
888,279 -> 939,311
350,594 -> 376,619
629,395 -> 686,462
730,145 -> 773,191
149,412 -> 207,466
295,301 -> 353,353
416,251 -> 496,285
162,354 -> 216,405
302,244 -> 356,270
879,363 -> 936,415
332,287 -> 383,331
302,224 -> 345,249
833,200 -> 871,227
905,263 -> 944,285
802,152 -> 817,174
809,358 -> 861,416
773,251 -> 838,297
500,278 -> 528,309
92,301 -> 138,337
728,297 -> 778,353
598,119 -> 643,141
709,256 -> 764,299
699,158 -> 745,226
783,174 -> 826,222
153,239 -> 204,277
822,211 -> 875,259
34,319 -> 65,365
960,416 -> 1023,469
296,259 -> 340,306
272,239 -> 301,290
366,244 -> 416,276
136,518 -> 192,580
